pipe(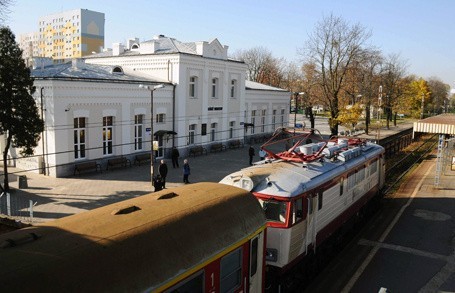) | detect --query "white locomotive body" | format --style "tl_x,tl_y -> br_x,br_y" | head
220,129 -> 385,273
